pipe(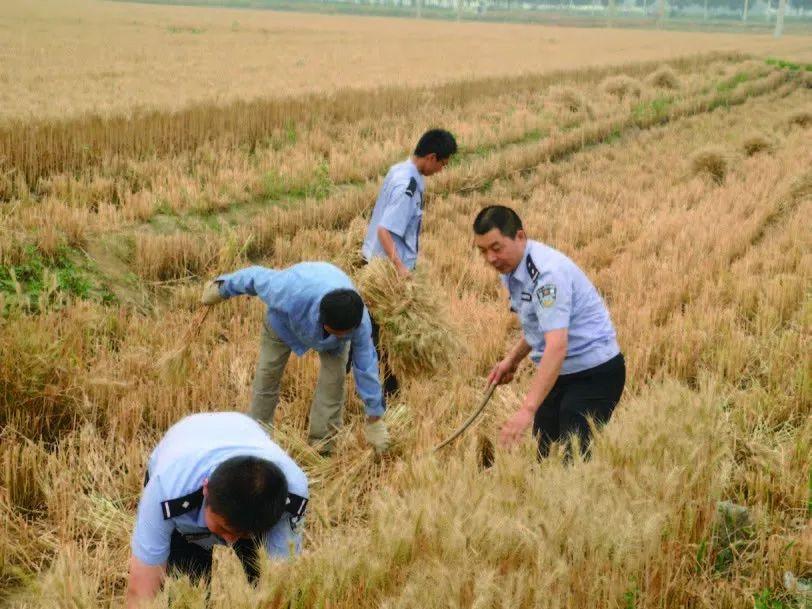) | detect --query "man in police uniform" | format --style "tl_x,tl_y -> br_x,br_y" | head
362,128 -> 457,395
126,412 -> 308,608
472,205 -> 626,456
201,261 -> 390,455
